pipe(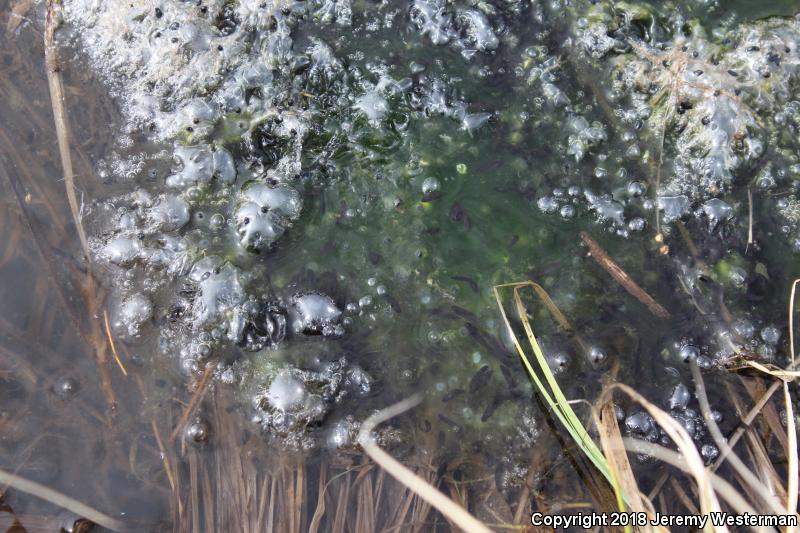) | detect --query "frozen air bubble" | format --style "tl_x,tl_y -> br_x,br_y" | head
733,320 -> 756,339
547,352 -> 569,374
409,0 -> 456,47
658,195 -> 691,223
166,145 -> 237,188
584,190 -> 625,226
185,420 -> 210,444
326,420 -> 352,449
587,346 -> 607,364
113,293 -> 153,337
696,356 -> 713,370
241,183 -> 302,219
758,344 -> 776,359
676,414 -> 697,438
209,213 -> 225,230
628,217 -> 646,232
354,90 -> 390,122
457,9 -> 498,52
627,181 -> 646,197
188,257 -> 245,326
54,377 -> 79,399
345,365 -> 372,396
100,236 -> 142,266
291,292 -> 342,335
700,199 -> 733,231
267,372 -> 307,412
234,182 -> 301,251
536,196 -> 558,213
